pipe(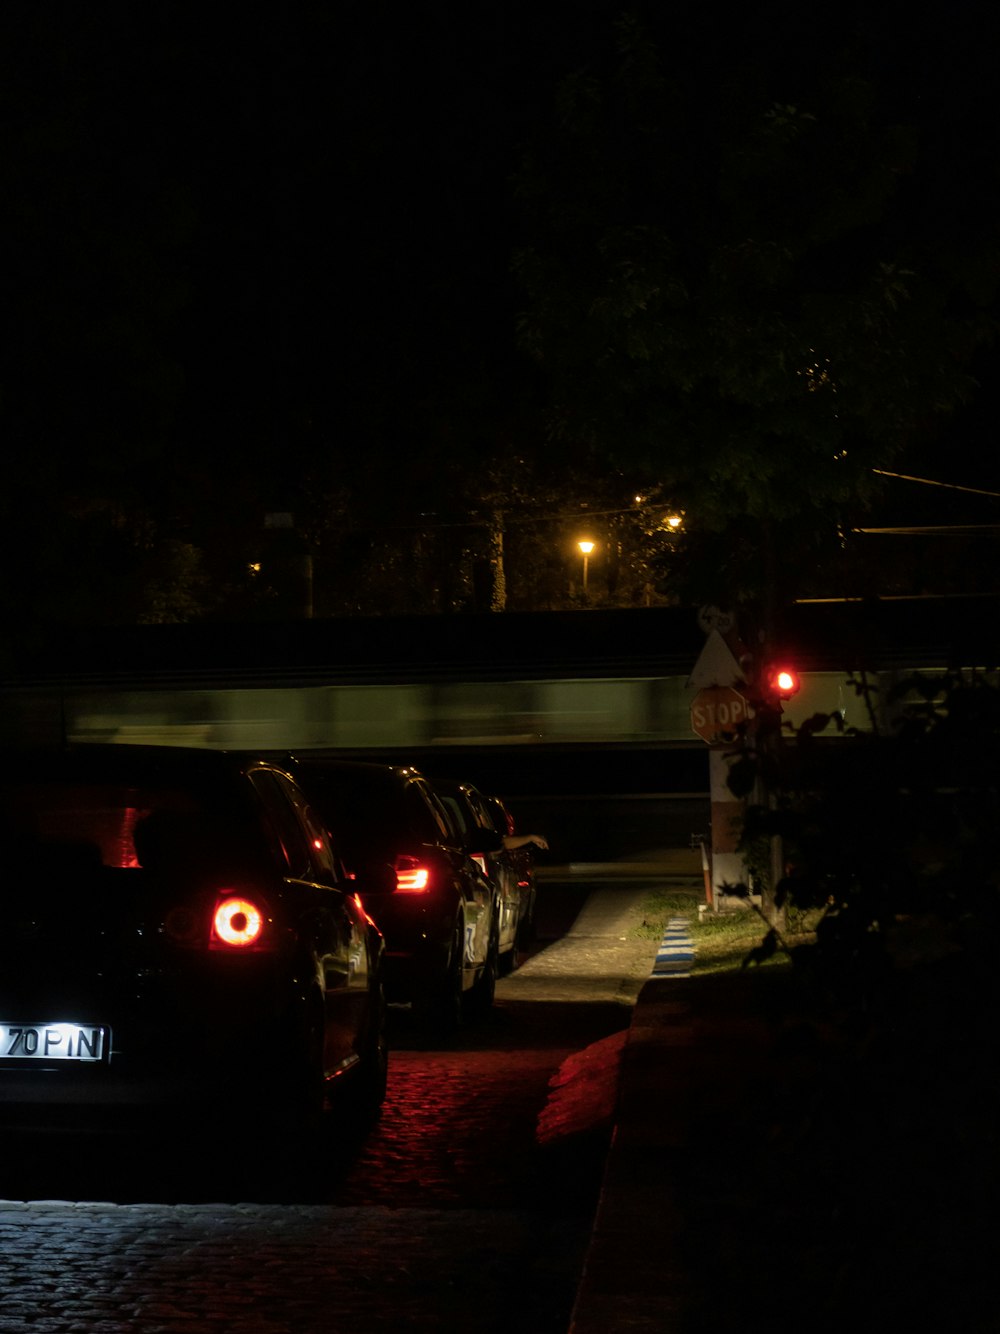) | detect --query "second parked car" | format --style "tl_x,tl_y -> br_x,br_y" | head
288,758 -> 502,1026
